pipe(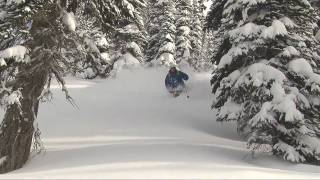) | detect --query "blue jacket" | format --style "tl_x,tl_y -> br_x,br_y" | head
165,71 -> 189,90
